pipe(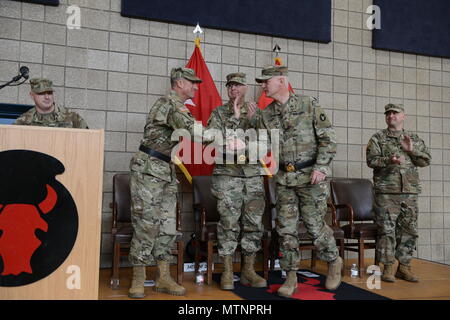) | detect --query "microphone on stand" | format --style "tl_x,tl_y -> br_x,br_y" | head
0,66 -> 30,89
12,66 -> 30,82
0,66 -> 30,90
